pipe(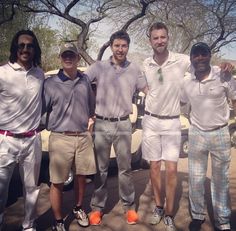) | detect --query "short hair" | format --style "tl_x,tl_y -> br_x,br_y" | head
109,30 -> 130,46
148,22 -> 169,38
9,30 -> 42,67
